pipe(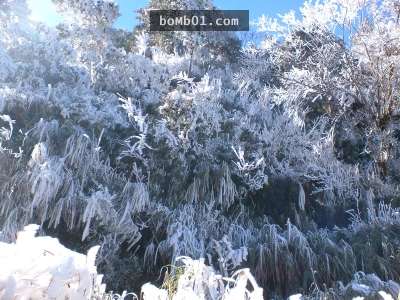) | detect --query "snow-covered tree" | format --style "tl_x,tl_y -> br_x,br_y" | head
1,0 -> 400,298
